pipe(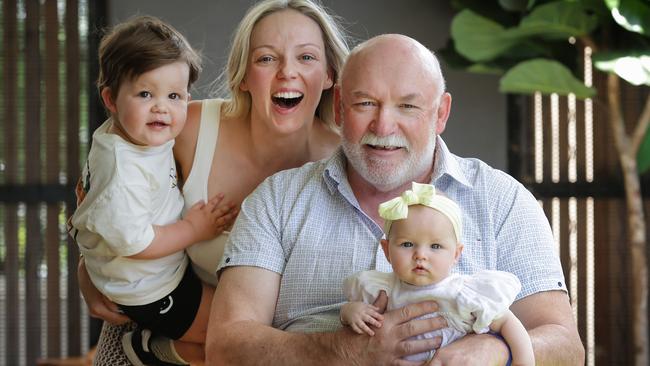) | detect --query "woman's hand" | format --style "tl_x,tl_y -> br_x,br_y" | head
77,257 -> 130,325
